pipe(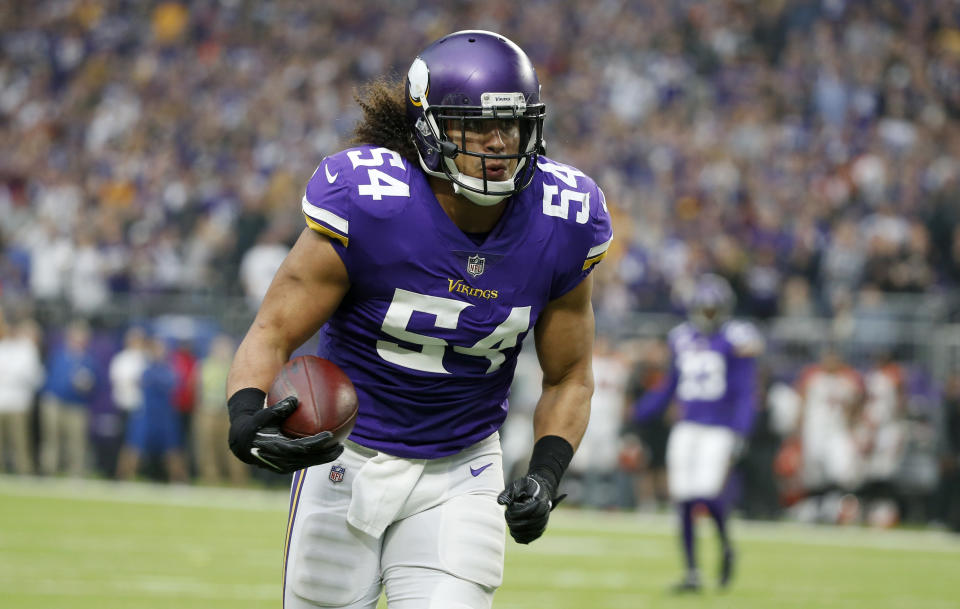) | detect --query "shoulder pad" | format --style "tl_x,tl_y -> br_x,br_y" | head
302,146 -> 415,246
